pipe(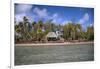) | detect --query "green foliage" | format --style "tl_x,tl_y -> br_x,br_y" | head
86,26 -> 94,40
15,16 -> 94,43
